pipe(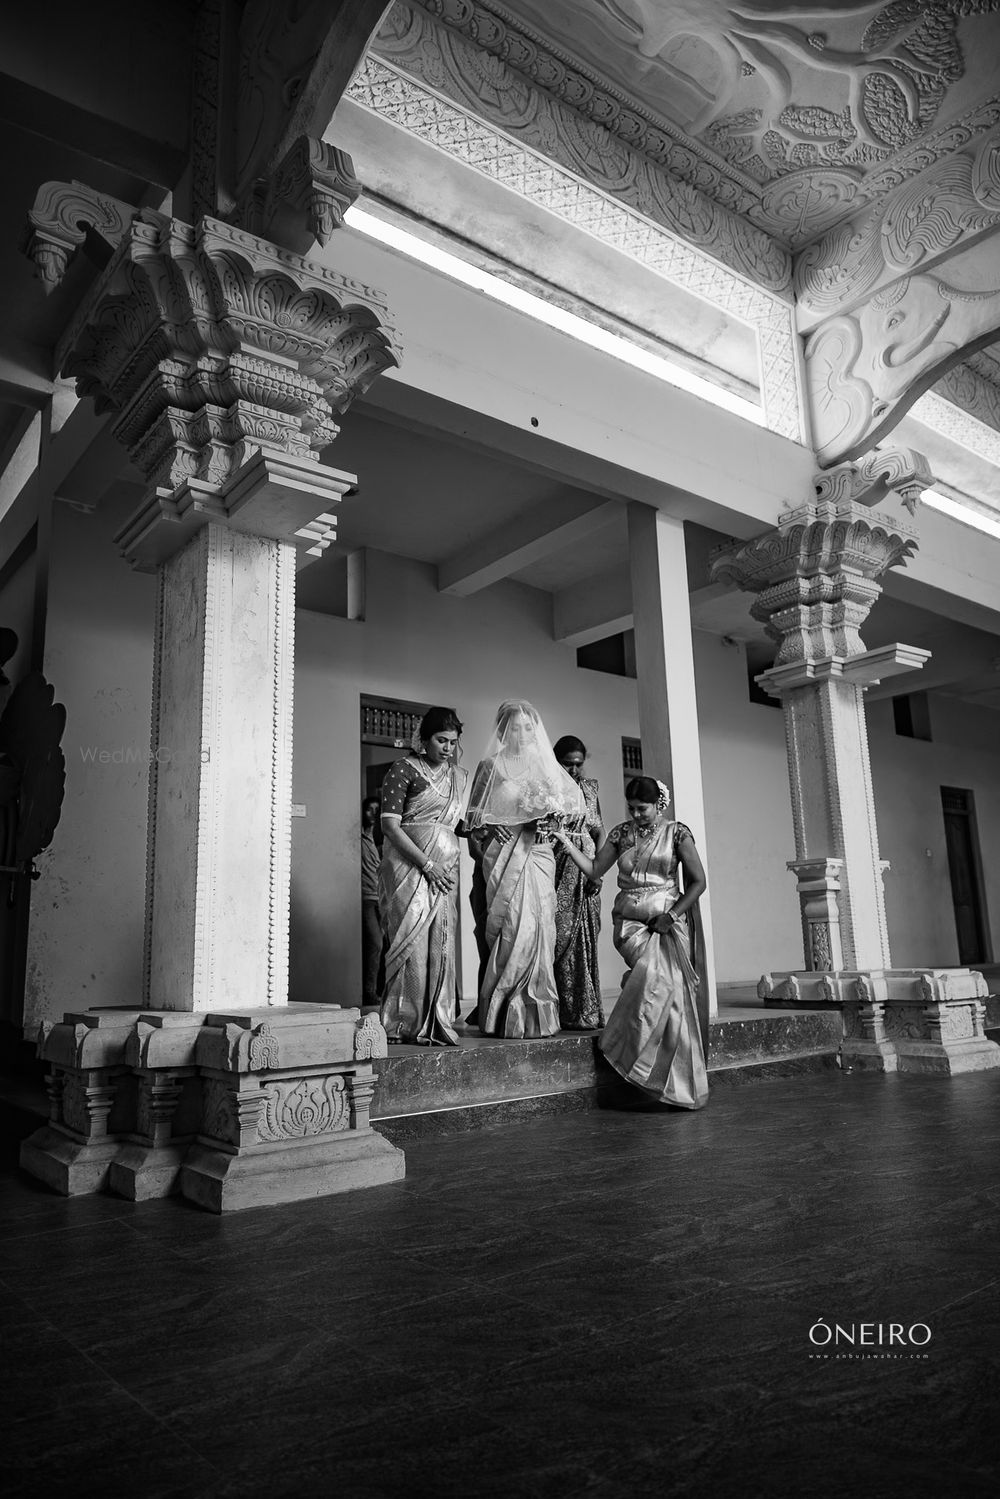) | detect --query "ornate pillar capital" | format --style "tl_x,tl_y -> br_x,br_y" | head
51,209 -> 401,568
710,448 -> 927,681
